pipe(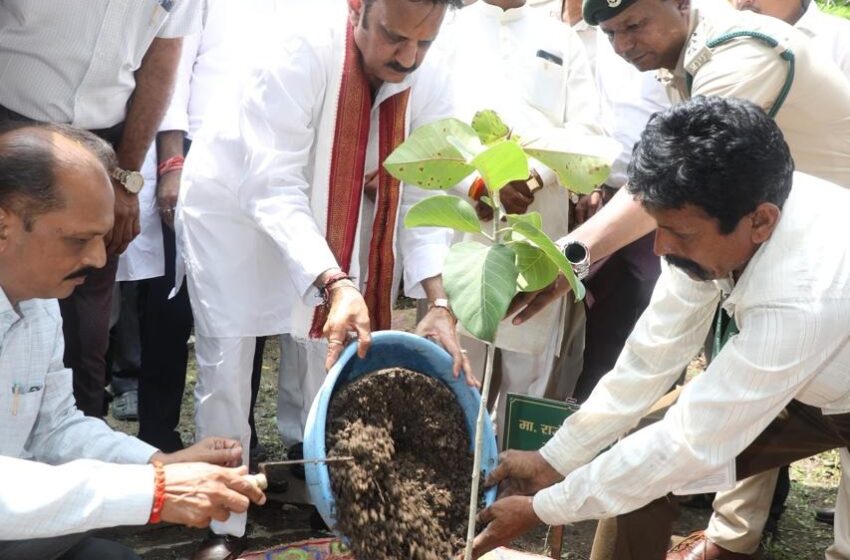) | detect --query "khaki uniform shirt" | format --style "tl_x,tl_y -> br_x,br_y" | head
659,5 -> 850,187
